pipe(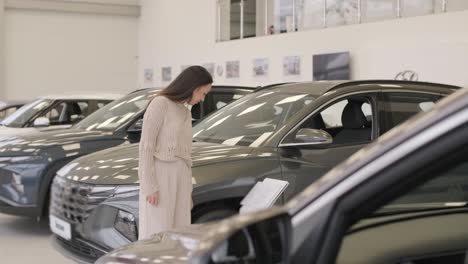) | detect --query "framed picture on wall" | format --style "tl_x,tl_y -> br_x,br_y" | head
226,61 -> 240,79
203,63 -> 215,77
313,52 -> 350,80
253,58 -> 269,77
162,67 -> 172,82
144,68 -> 153,83
283,56 -> 301,76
